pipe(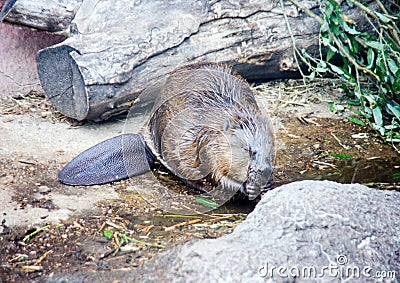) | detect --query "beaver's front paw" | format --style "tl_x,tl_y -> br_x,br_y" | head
246,184 -> 261,200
